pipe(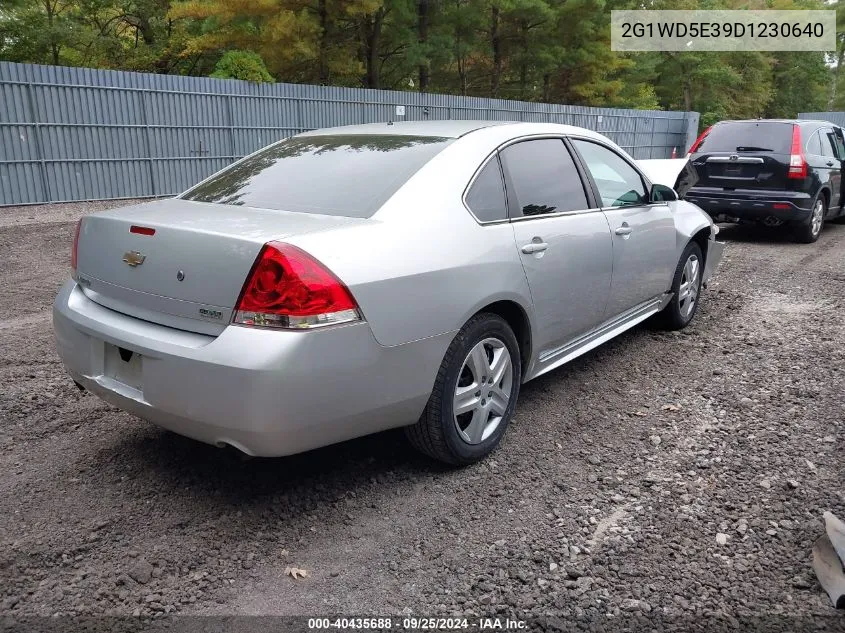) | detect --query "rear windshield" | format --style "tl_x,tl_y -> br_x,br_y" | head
696,121 -> 794,154
182,134 -> 454,217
